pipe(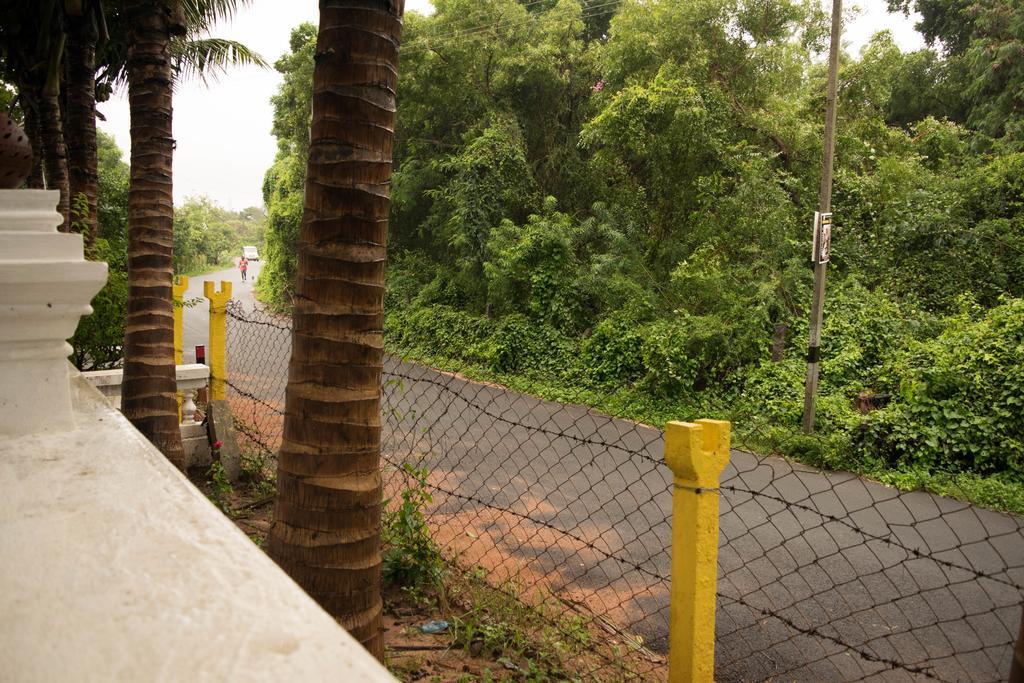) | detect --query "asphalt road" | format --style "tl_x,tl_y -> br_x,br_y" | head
185,263 -> 1024,682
